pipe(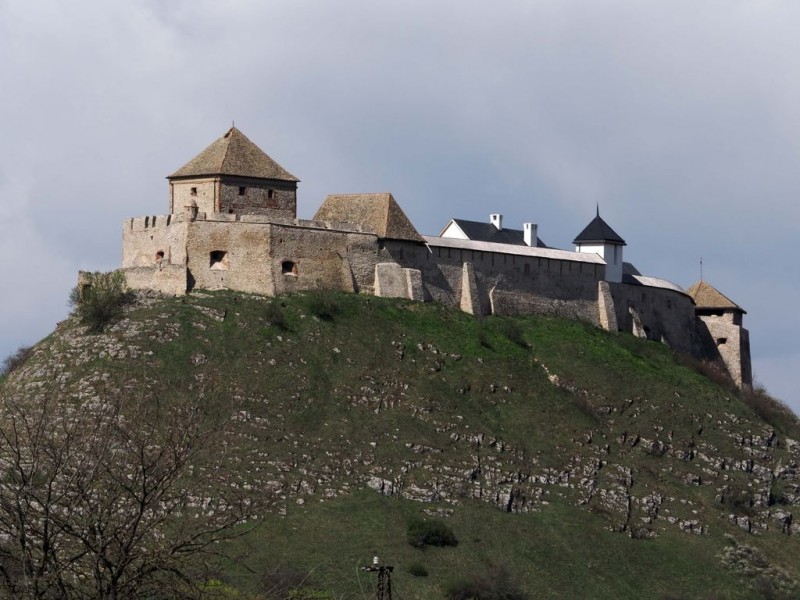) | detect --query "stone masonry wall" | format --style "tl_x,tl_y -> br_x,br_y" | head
382,241 -> 603,322
607,282 -> 700,356
218,178 -> 296,217
171,179 -> 216,214
120,214 -> 751,387
698,315 -> 752,387
122,215 -> 188,269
